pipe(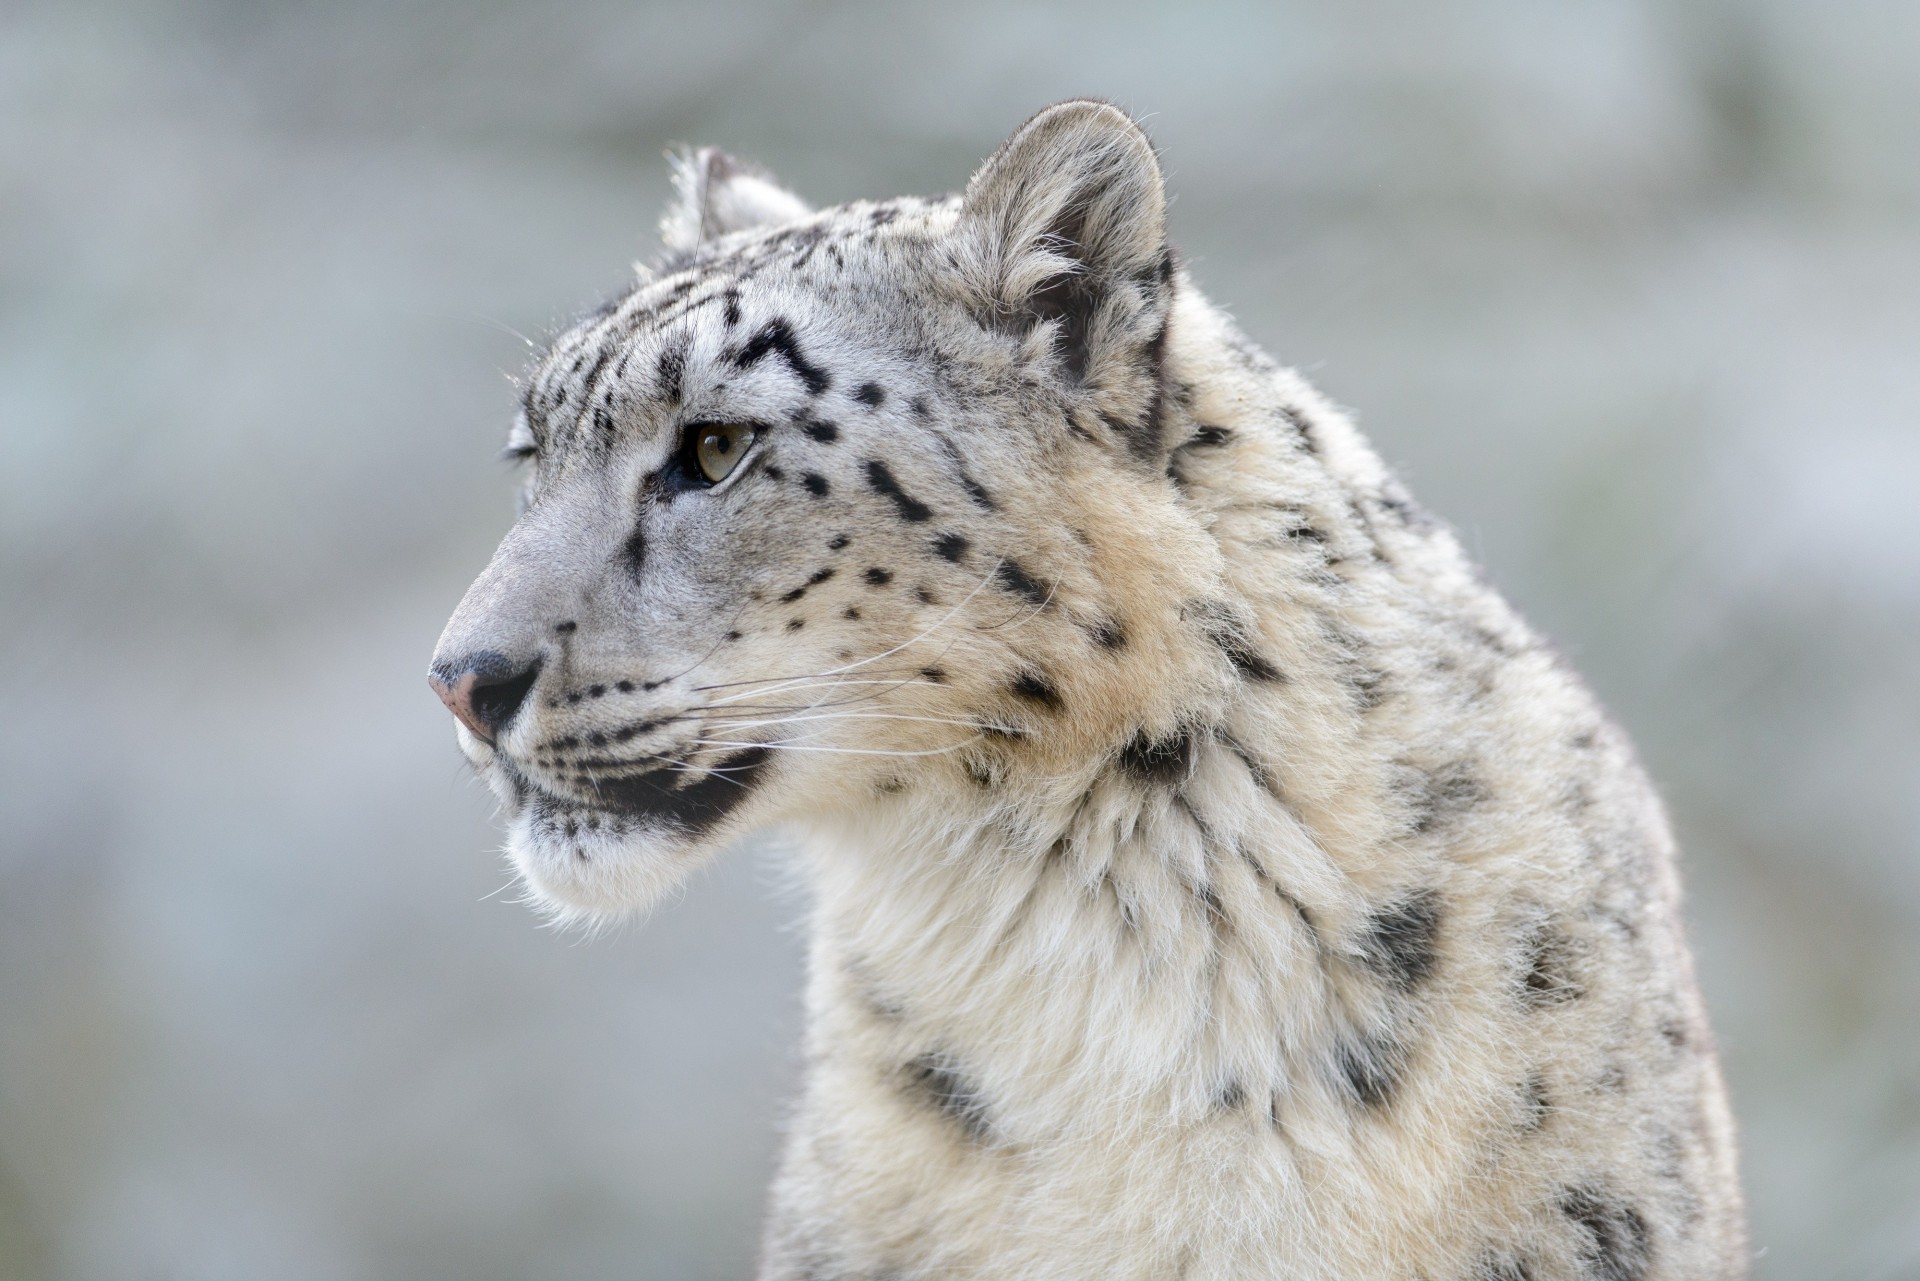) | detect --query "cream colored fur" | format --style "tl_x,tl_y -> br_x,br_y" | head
432,101 -> 1748,1280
